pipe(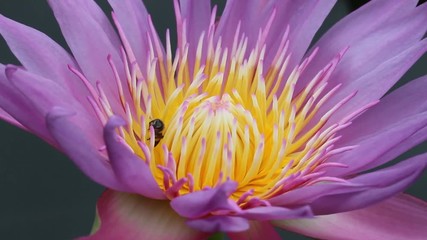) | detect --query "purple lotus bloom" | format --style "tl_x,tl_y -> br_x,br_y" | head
1,0 -> 426,239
